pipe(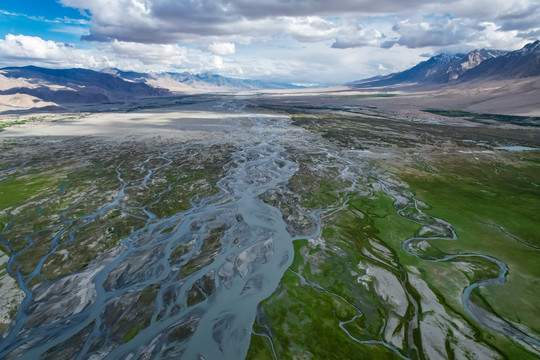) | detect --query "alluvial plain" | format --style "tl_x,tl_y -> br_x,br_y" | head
0,92 -> 539,359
